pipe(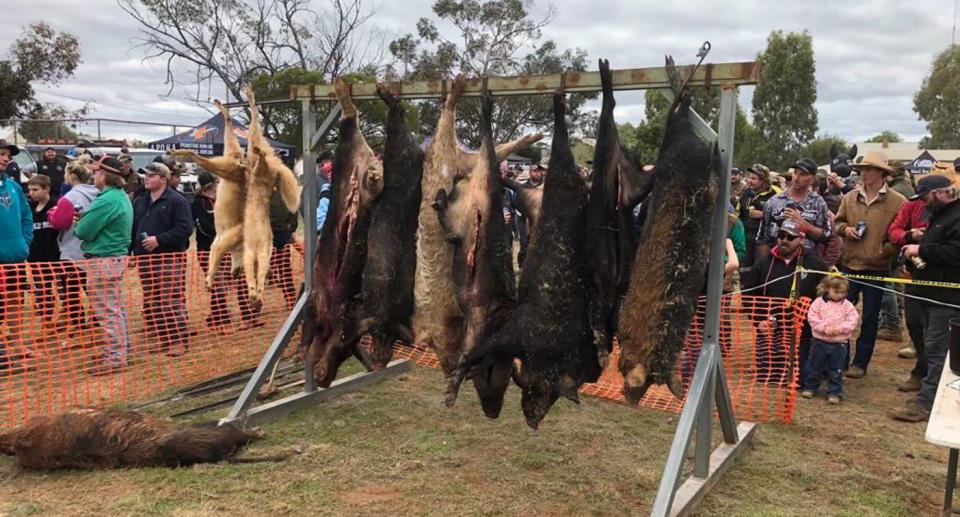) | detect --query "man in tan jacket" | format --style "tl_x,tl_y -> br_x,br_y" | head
834,151 -> 906,378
